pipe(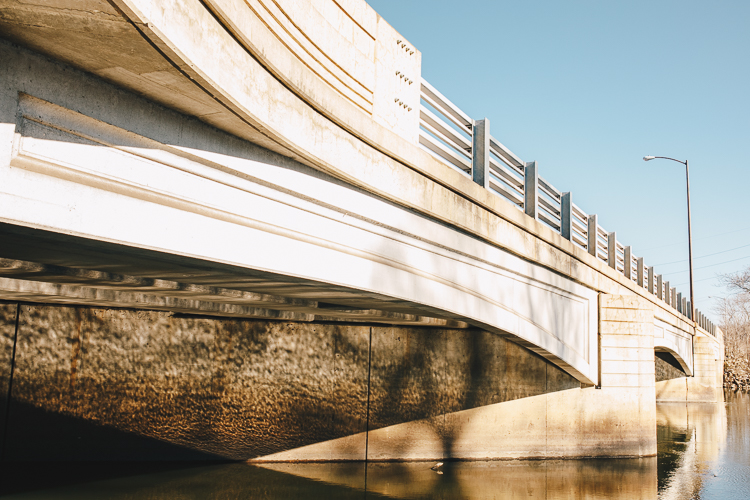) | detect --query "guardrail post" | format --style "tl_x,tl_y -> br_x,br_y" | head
623,246 -> 632,279
670,287 -> 676,308
607,232 -> 617,269
561,192 -> 572,240
677,293 -> 683,314
637,257 -> 644,287
587,214 -> 598,257
664,281 -> 670,304
472,118 -> 490,189
524,161 -> 538,220
657,275 -> 663,300
647,266 -> 654,294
